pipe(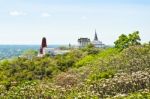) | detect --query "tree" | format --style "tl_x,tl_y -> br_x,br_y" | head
114,31 -> 141,51
128,31 -> 141,46
22,49 -> 38,60
86,43 -> 95,49
114,34 -> 129,50
59,46 -> 68,50
81,43 -> 100,55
